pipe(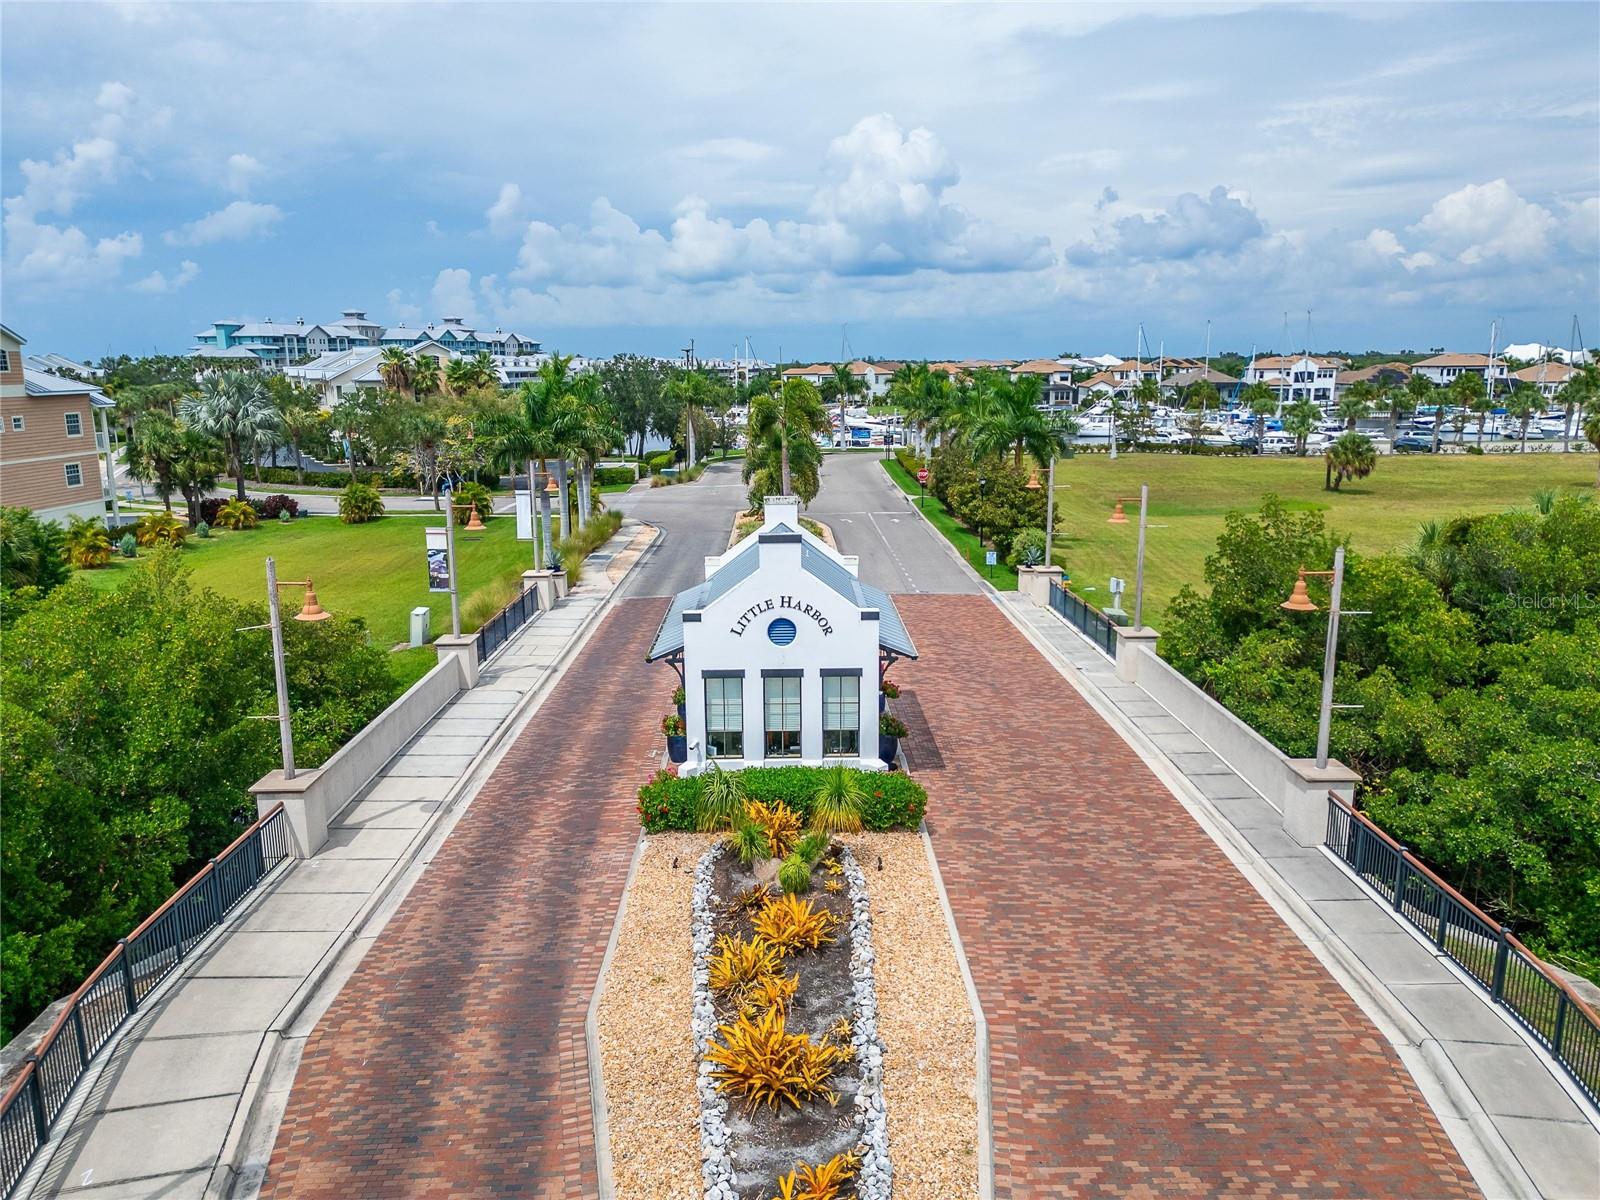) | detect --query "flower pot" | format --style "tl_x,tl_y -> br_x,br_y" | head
878,692 -> 886,712
676,702 -> 687,722
667,734 -> 688,764
878,734 -> 899,765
